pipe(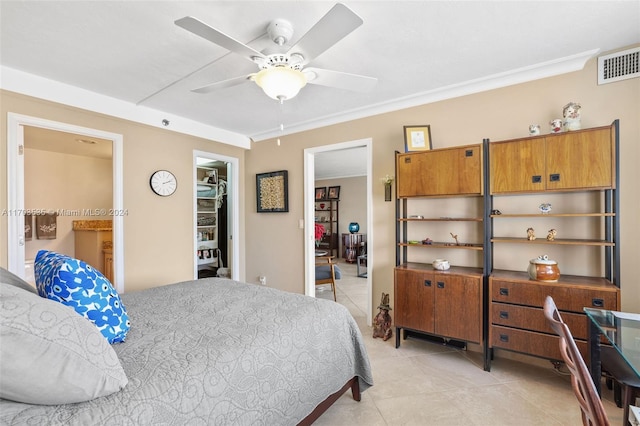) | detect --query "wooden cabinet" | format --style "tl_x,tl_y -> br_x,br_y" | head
315,199 -> 339,257
490,124 -> 615,194
485,120 -> 620,370
397,144 -> 483,197
488,271 -> 619,361
395,264 -> 483,345
394,145 -> 485,353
